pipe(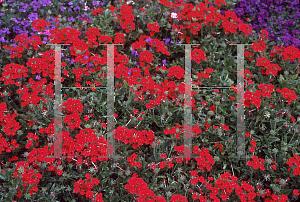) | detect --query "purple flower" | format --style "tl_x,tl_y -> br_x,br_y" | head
162,59 -> 167,66
42,37 -> 48,44
71,59 -> 75,64
36,75 -> 41,80
3,28 -> 10,34
61,6 -> 66,12
74,6 -> 80,10
132,49 -> 139,57
68,2 -> 73,5
93,1 -> 100,6
145,37 -> 152,42
28,13 -> 38,21
100,2 -> 106,6
163,38 -> 170,45
68,16 -> 75,22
